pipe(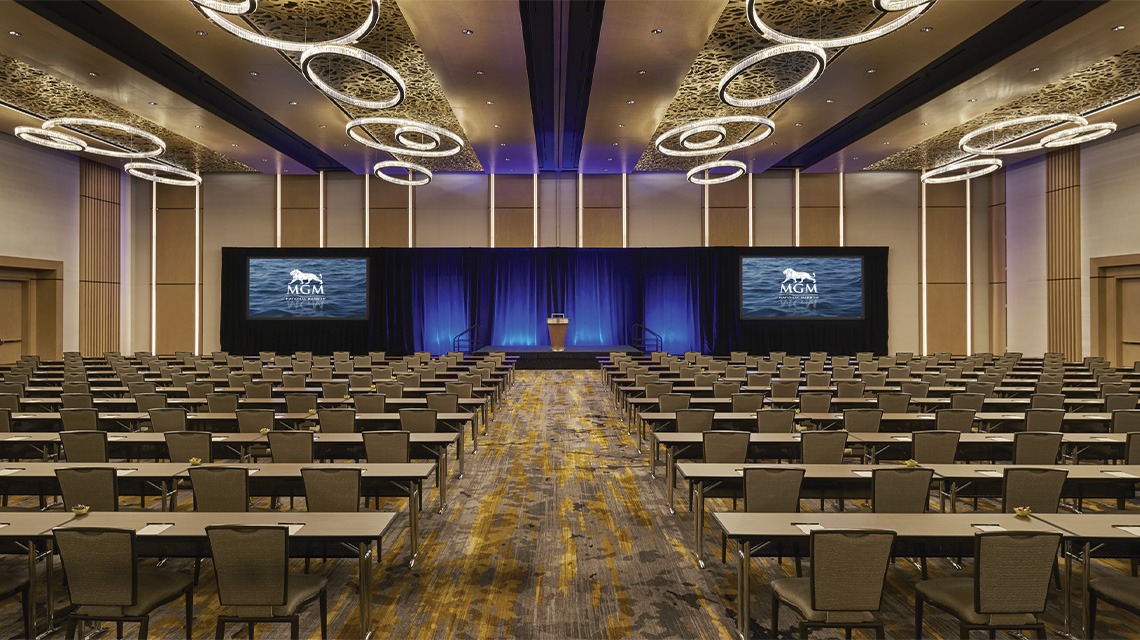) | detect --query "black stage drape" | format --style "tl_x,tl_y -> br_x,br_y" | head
221,246 -> 888,356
